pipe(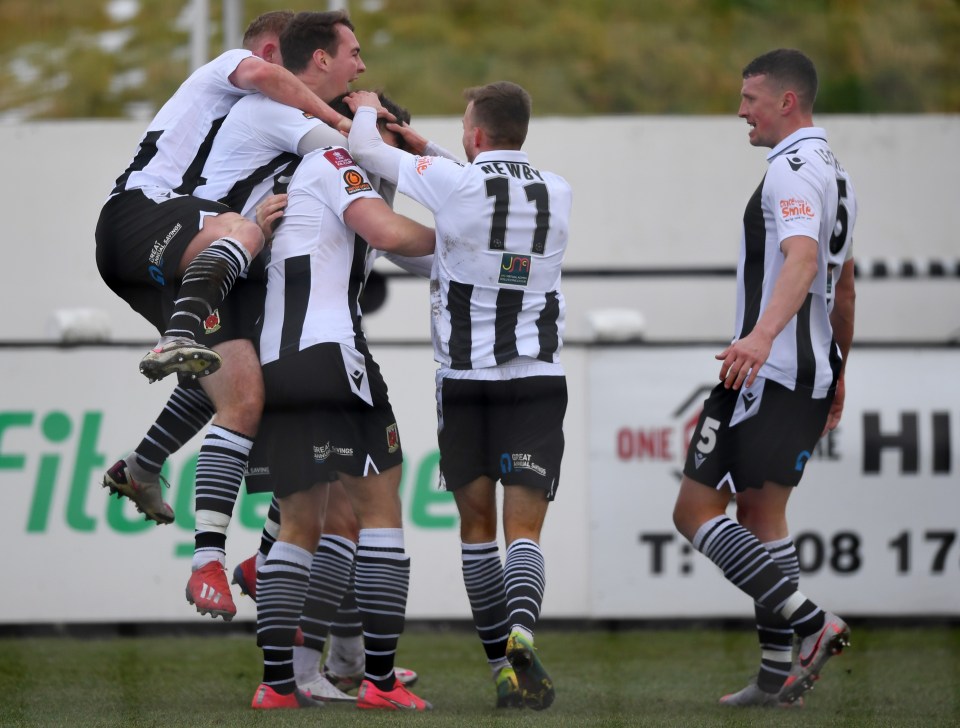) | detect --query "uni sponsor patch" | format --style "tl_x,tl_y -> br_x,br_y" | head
343,169 -> 373,195
779,196 -> 815,221
498,253 -> 531,286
